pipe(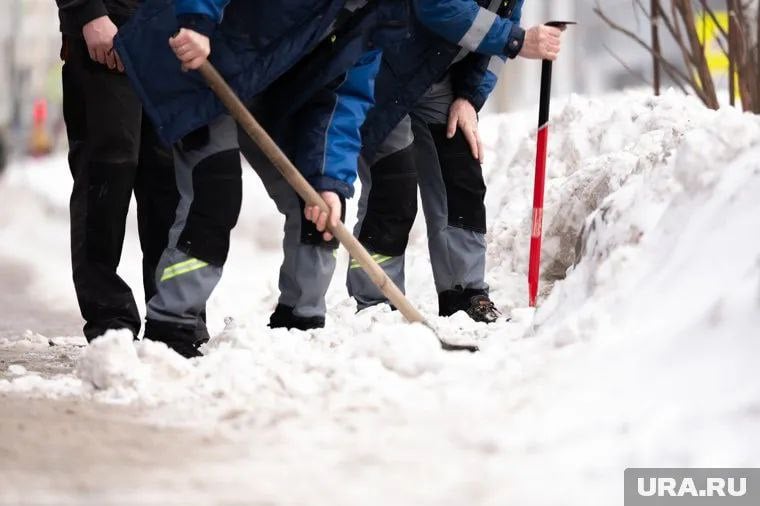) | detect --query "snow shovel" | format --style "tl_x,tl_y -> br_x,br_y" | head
528,21 -> 575,308
197,61 -> 478,353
